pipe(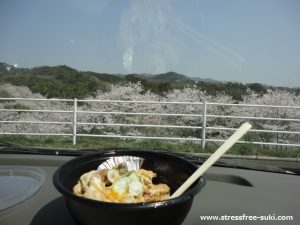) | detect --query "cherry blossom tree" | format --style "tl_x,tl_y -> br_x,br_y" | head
0,82 -> 299,148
